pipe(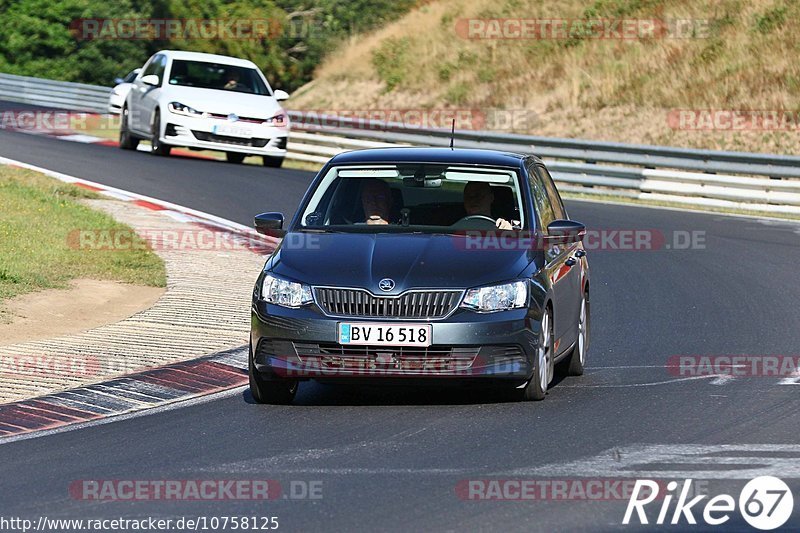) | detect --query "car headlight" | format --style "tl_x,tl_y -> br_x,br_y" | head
261,273 -> 313,308
461,280 -> 528,312
168,102 -> 205,117
264,111 -> 287,126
